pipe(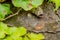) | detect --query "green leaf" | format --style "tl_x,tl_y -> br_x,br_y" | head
0,22 -> 9,33
0,38 -> 3,40
2,4 -> 11,14
3,36 -> 13,40
4,26 -> 27,37
12,0 -> 44,11
4,36 -> 22,40
23,36 -> 30,40
17,27 -> 27,36
31,0 -> 43,7
49,0 -> 60,11
11,35 -> 22,40
5,27 -> 18,35
0,31 -> 5,38
0,4 -> 11,20
27,33 -> 45,40
14,37 -> 22,40
12,27 -> 27,37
